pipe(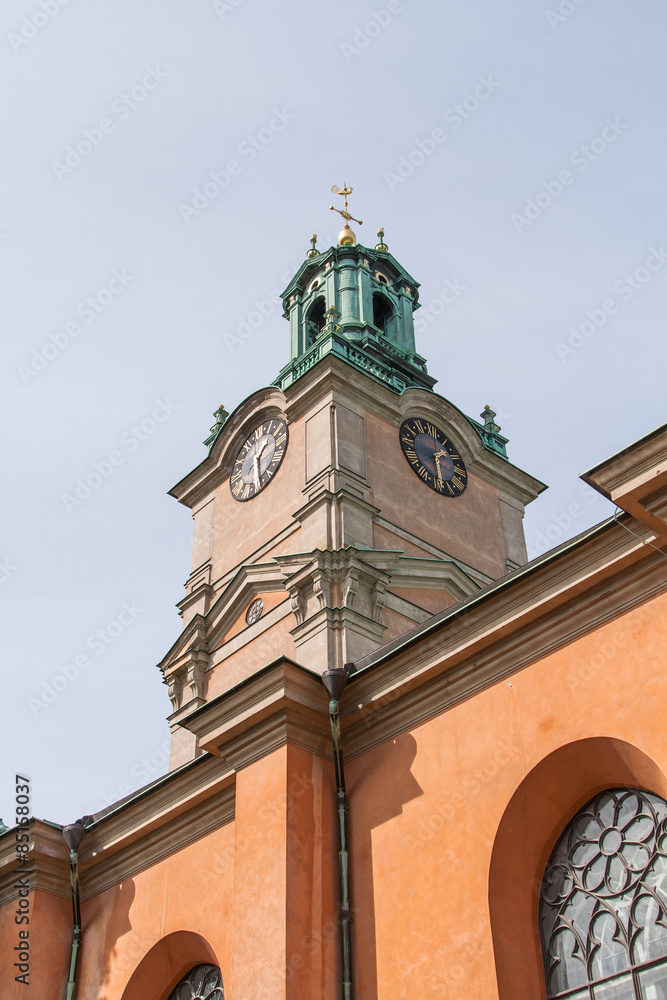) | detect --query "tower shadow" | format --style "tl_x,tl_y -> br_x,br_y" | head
80,876 -> 135,998
347,731 -> 423,1000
